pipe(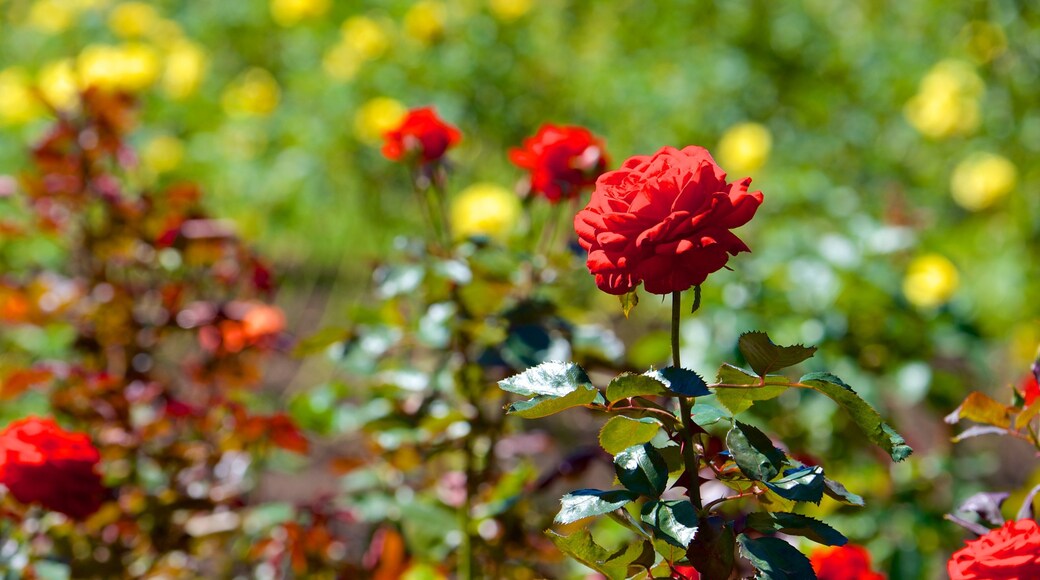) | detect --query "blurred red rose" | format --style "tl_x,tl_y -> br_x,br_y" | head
508,124 -> 608,203
0,417 -> 106,520
1022,374 -> 1039,407
811,544 -> 885,580
574,145 -> 763,295
381,107 -> 461,163
671,564 -> 699,579
948,519 -> 1040,580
